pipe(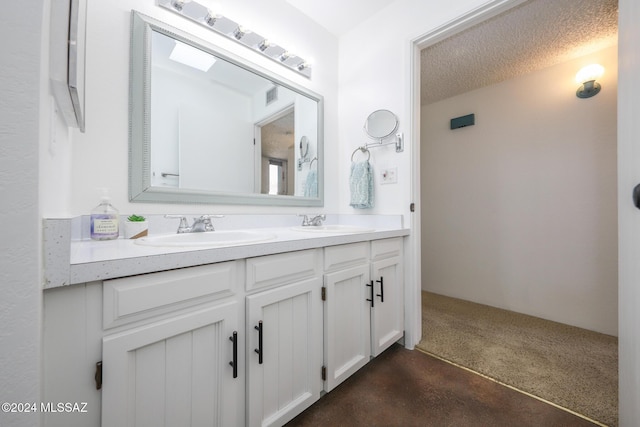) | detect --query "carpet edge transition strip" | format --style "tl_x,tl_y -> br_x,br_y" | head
414,347 -> 609,427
